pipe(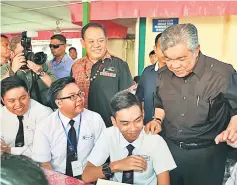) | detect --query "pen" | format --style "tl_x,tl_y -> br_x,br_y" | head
196,95 -> 200,106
